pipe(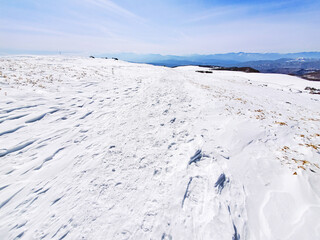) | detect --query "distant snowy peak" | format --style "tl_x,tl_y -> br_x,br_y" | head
286,57 -> 320,62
